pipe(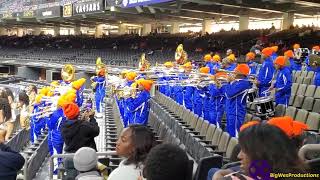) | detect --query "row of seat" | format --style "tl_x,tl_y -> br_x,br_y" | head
289,84 -> 320,112
152,92 -> 238,164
